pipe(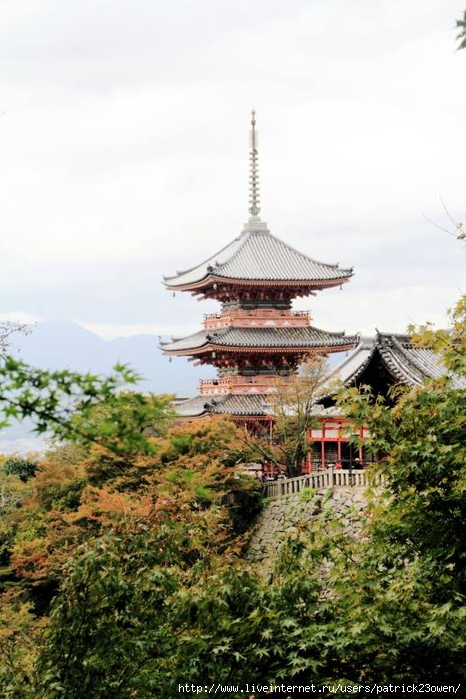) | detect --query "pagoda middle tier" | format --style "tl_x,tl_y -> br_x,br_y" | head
161,313 -> 357,393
